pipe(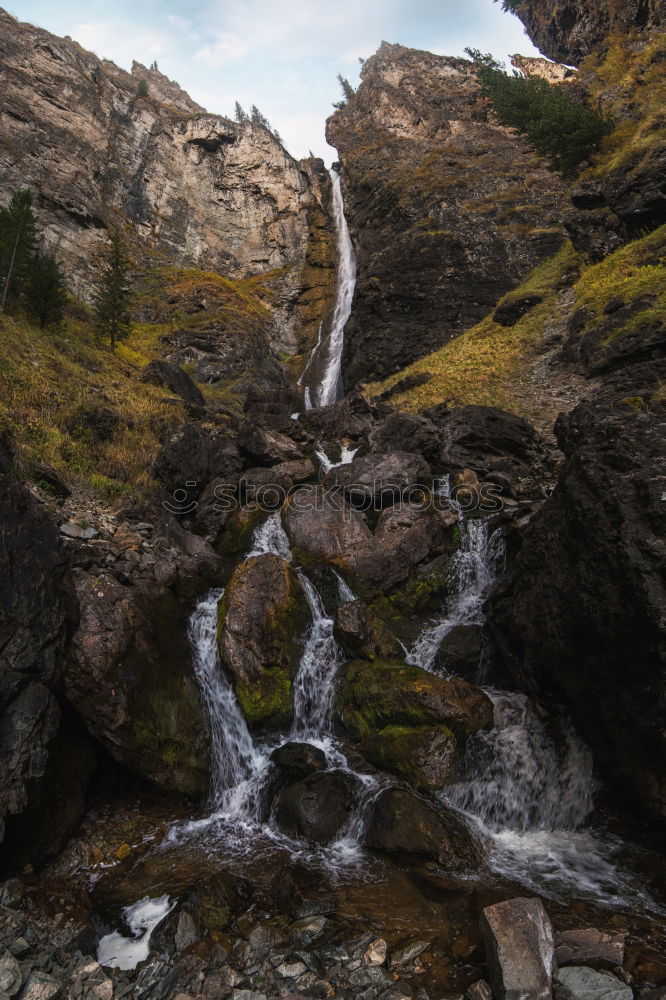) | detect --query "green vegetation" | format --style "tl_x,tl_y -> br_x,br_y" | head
1,188 -> 66,325
468,52 -> 611,175
248,104 -> 282,144
332,73 -> 356,110
93,230 -> 133,350
137,78 -> 149,97
495,0 -> 523,12
234,100 -> 248,123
